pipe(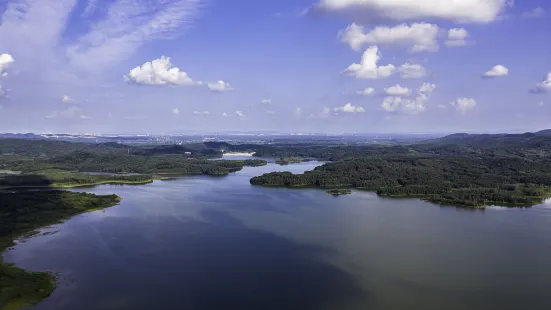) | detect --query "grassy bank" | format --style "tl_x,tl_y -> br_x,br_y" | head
0,191 -> 122,310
